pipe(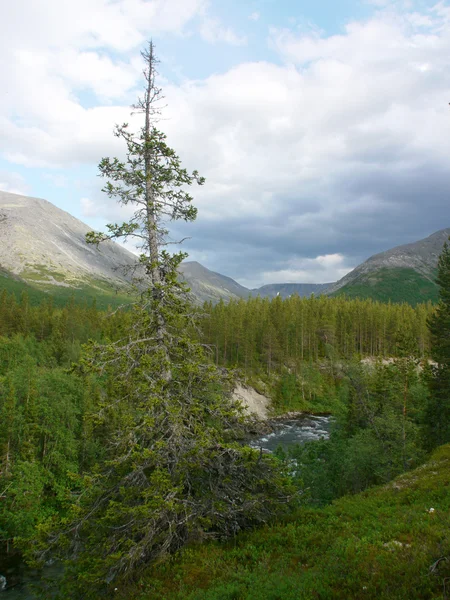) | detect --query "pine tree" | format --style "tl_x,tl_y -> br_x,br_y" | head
424,239 -> 450,448
35,41 -> 292,597
0,377 -> 16,478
